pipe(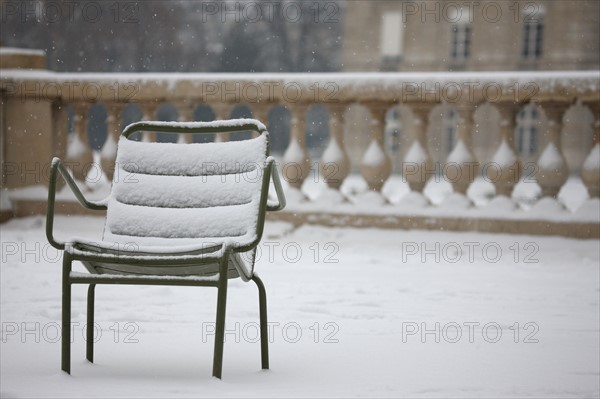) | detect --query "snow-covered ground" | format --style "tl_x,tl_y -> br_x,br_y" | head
1,215 -> 599,398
